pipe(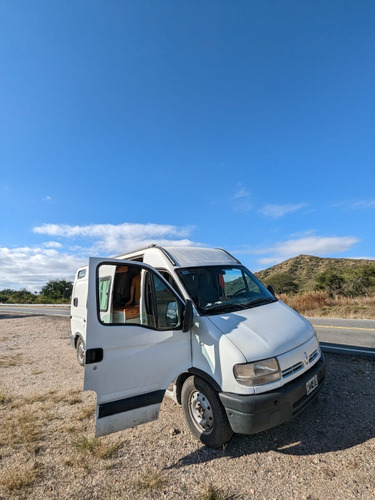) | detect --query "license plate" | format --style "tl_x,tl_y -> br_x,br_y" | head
306,374 -> 318,395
